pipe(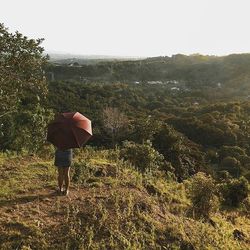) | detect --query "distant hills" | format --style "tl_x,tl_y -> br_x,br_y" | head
46,52 -> 144,65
